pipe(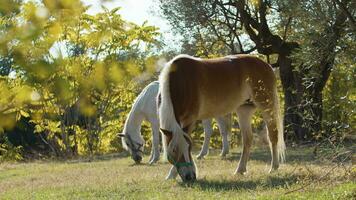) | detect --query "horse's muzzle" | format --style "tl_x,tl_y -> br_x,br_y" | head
183,172 -> 196,182
133,154 -> 142,164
